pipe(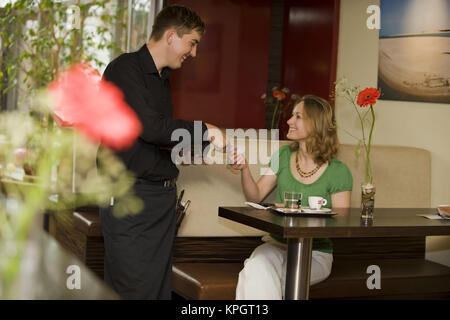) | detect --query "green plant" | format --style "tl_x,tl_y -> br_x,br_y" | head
262,86 -> 292,129
0,63 -> 143,299
334,78 -> 381,185
0,0 -> 126,111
